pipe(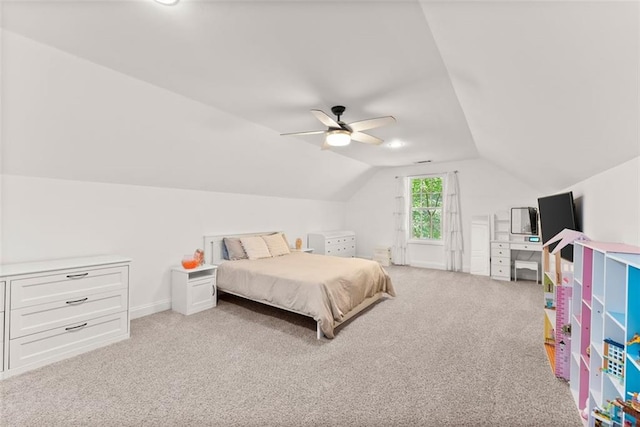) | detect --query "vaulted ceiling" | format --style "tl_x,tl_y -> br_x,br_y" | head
1,0 -> 637,200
